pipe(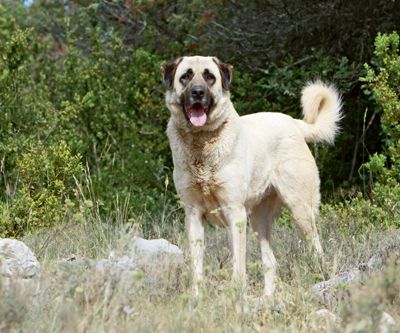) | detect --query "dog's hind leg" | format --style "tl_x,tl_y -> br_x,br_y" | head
289,203 -> 323,256
275,158 -> 324,256
250,190 -> 282,296
282,187 -> 323,256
